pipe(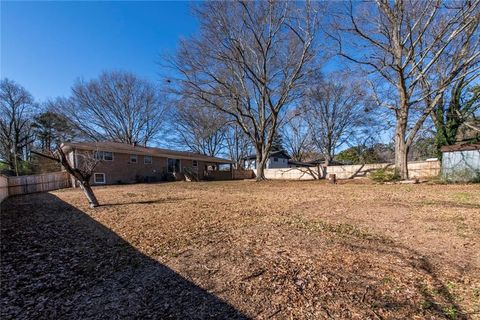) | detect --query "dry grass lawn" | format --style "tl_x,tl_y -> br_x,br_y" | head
1,180 -> 479,319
